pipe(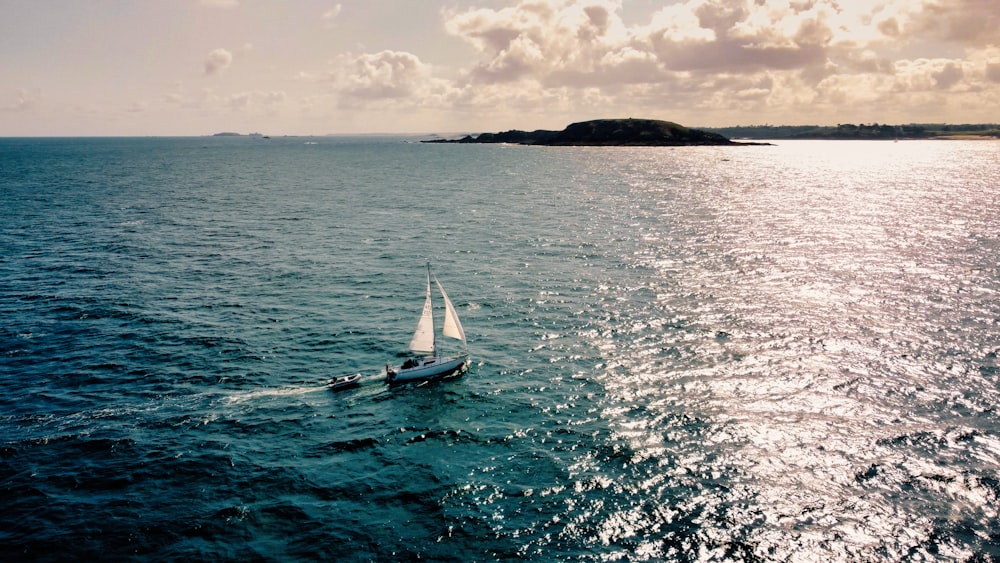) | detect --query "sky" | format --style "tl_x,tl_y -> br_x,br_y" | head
1,0 -> 998,136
